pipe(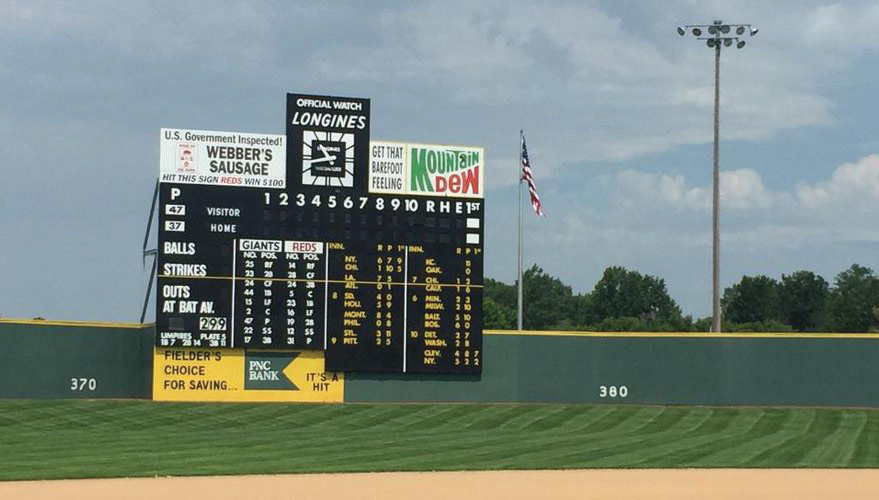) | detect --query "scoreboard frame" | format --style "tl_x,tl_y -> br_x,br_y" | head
155,93 -> 484,375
